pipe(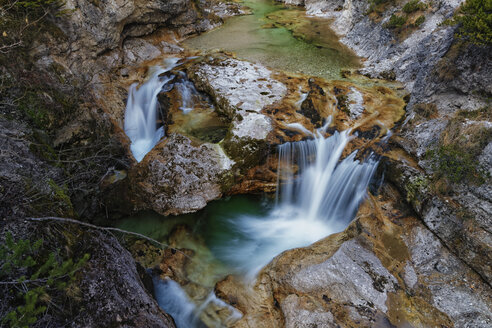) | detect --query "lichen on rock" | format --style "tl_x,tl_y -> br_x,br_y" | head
128,133 -> 235,215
